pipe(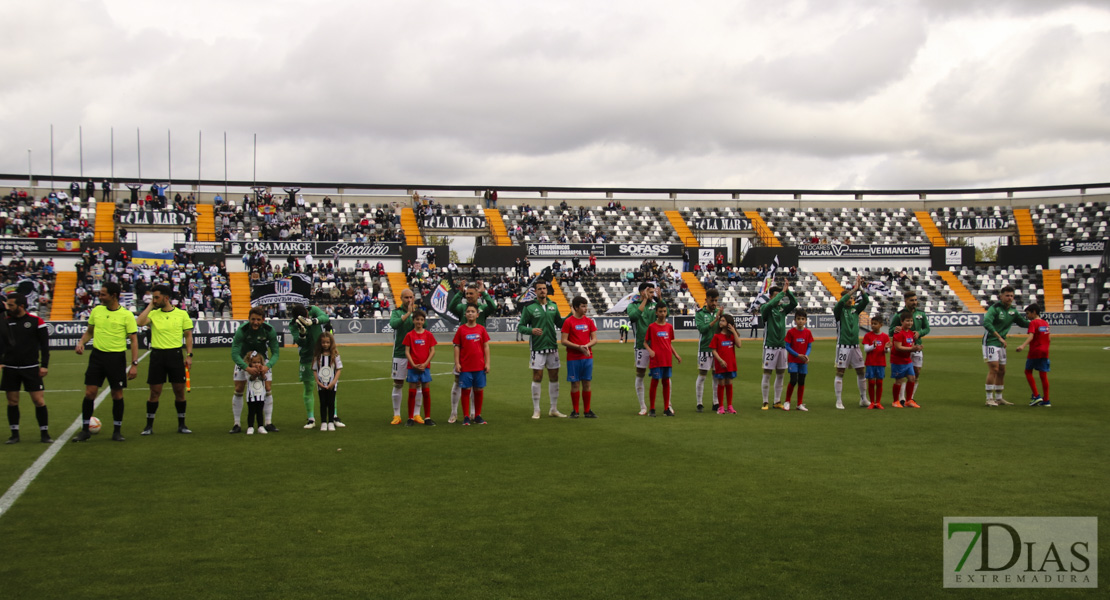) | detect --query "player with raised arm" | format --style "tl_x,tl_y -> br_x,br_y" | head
72,282 -> 139,442
290,304 -> 332,428
389,288 -> 418,425
229,307 -> 280,433
449,281 -> 497,423
1015,303 -> 1052,407
759,278 -> 797,410
517,281 -> 568,419
832,275 -> 869,410
626,282 -> 658,415
889,291 -> 931,404
560,296 -> 598,418
136,284 -> 194,435
2,293 -> 53,443
981,285 -> 1029,407
694,288 -> 723,412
